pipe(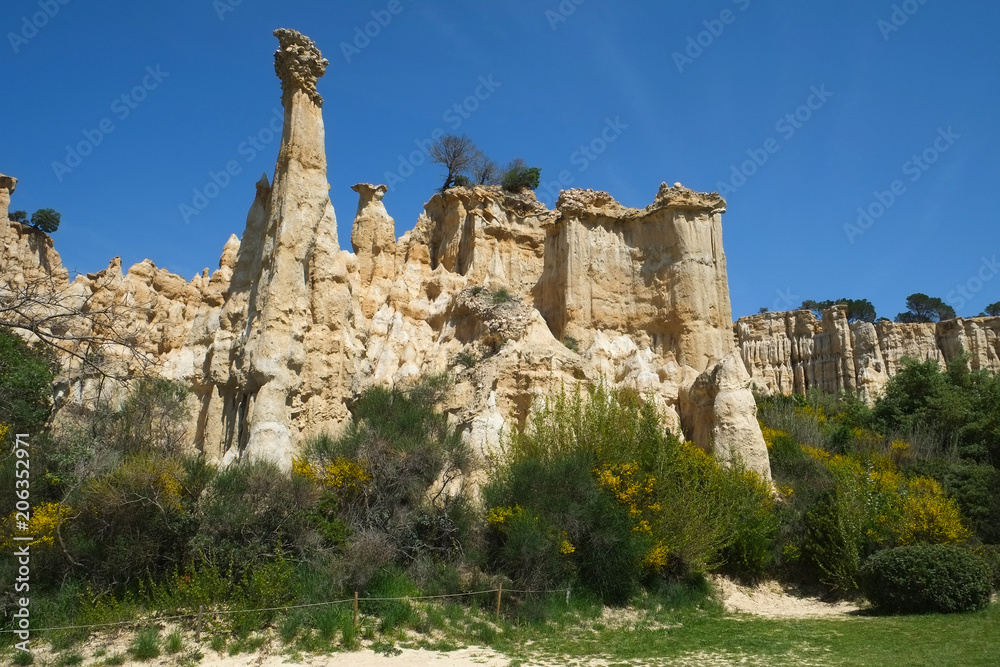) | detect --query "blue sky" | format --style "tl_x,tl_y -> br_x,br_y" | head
4,0 -> 999,319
